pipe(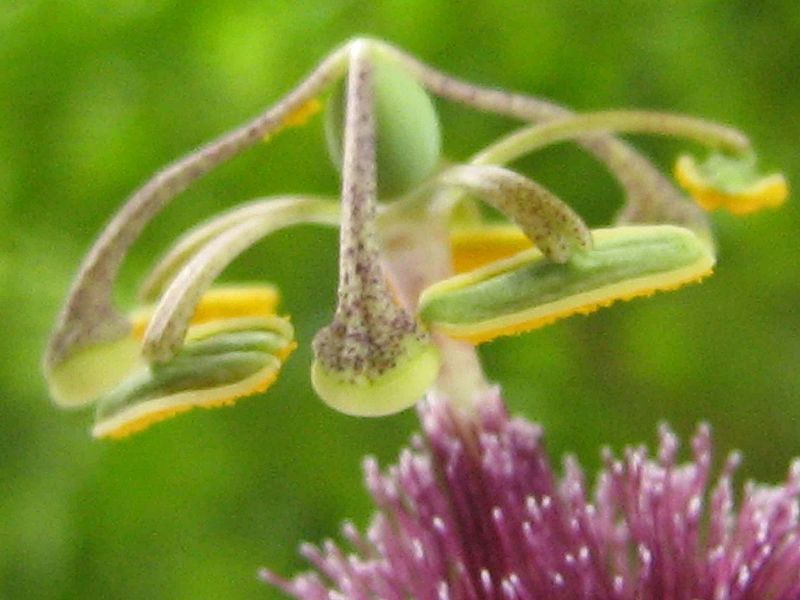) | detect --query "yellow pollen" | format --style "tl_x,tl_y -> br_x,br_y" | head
445,268 -> 713,345
281,98 -> 323,127
264,98 -> 324,141
276,340 -> 298,362
131,286 -> 279,339
449,225 -> 533,273
100,370 -> 282,440
102,404 -> 194,440
96,340 -> 296,440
